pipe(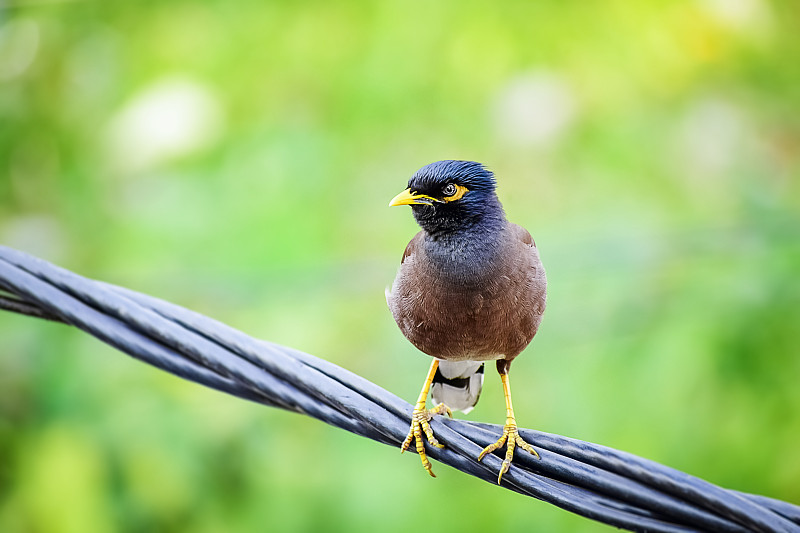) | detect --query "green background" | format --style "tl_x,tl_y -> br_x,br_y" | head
1,1 -> 799,531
